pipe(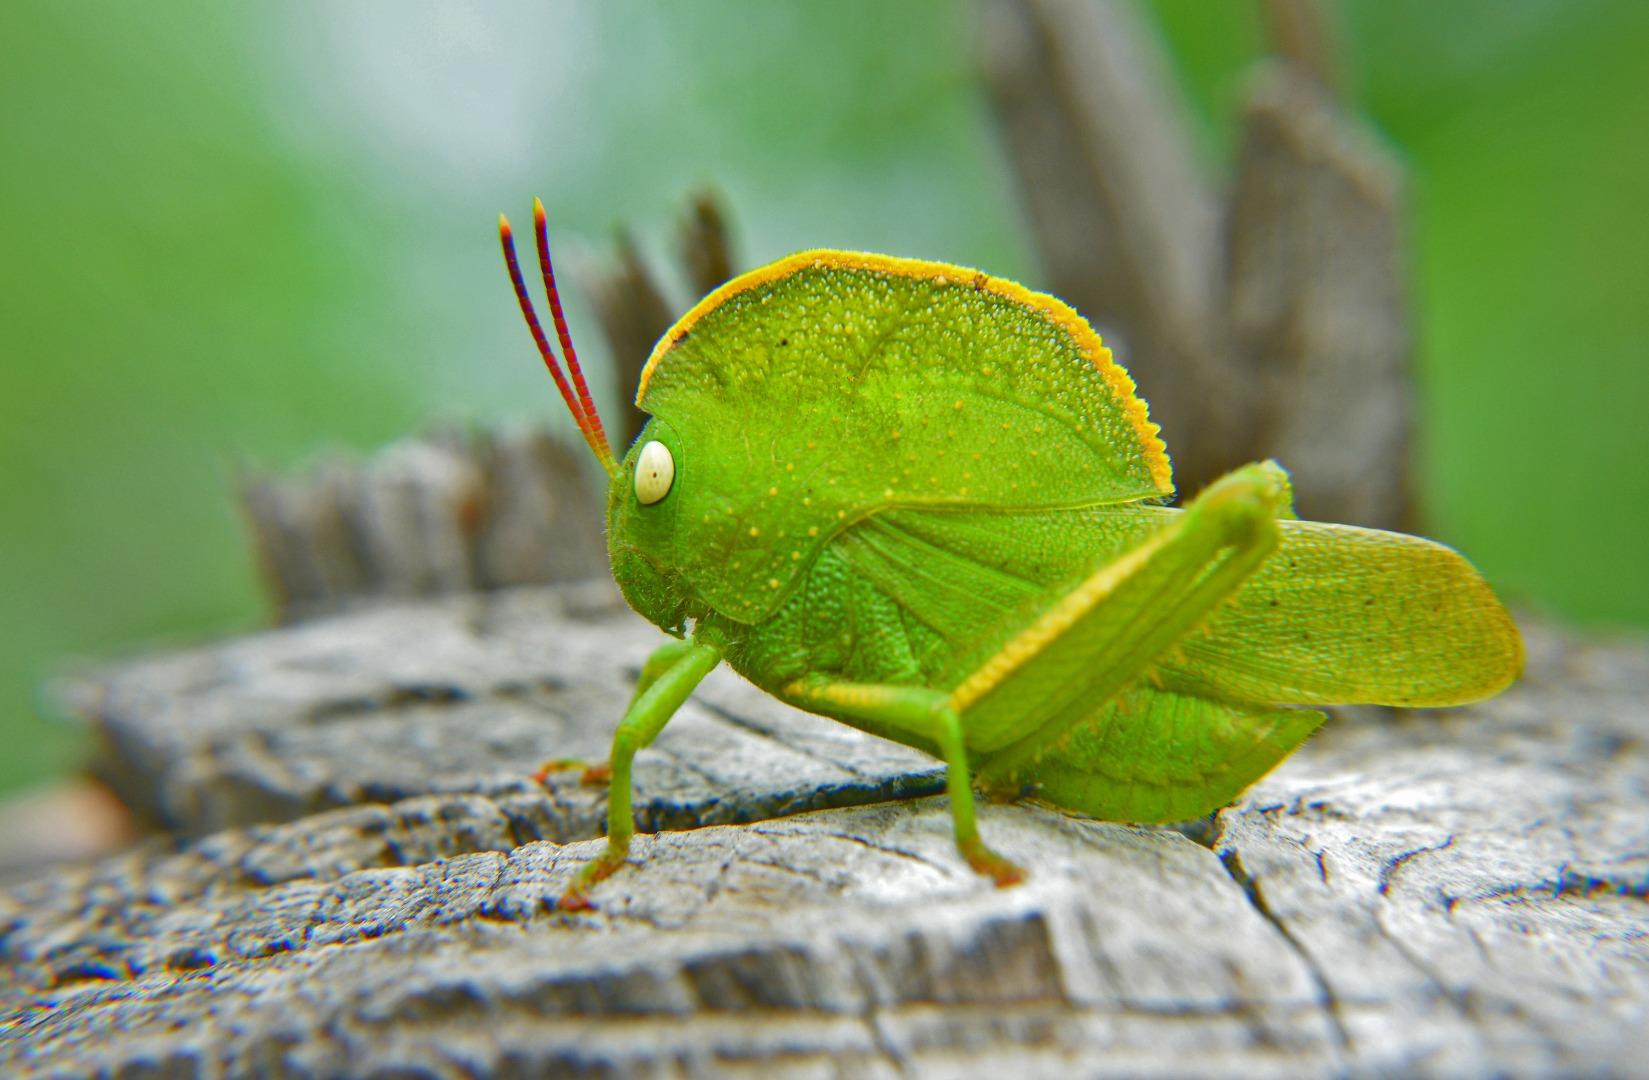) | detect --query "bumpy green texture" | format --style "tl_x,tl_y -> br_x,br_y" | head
551,251 -> 1522,900
627,255 -> 1169,624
